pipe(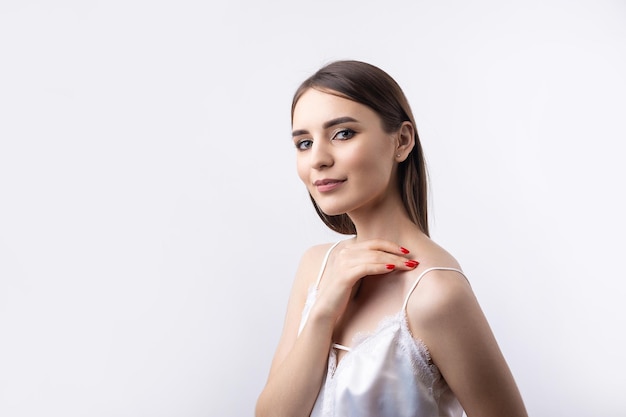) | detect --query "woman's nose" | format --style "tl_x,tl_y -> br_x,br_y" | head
310,141 -> 334,169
